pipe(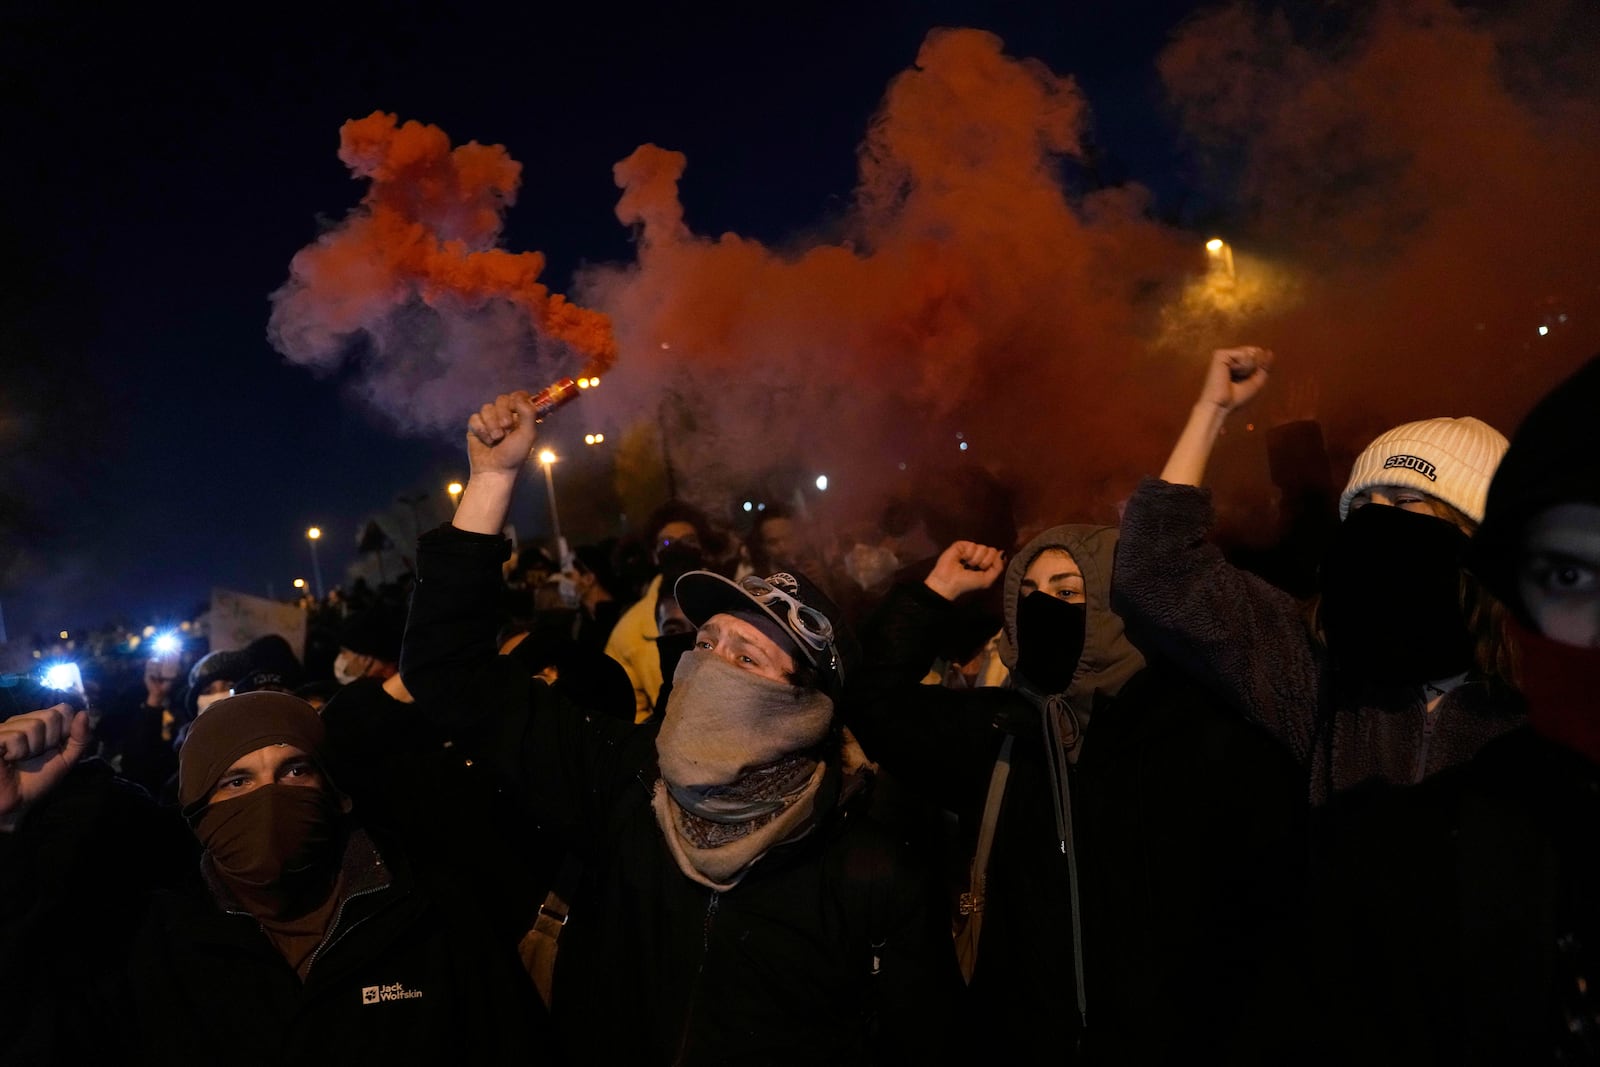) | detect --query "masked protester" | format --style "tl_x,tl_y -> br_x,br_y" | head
399,391 -> 959,1065
845,533 -> 1302,1064
0,693 -> 547,1066
1453,352 -> 1600,1059
1283,354 -> 1600,1064
604,502 -> 717,722
332,608 -> 405,686
186,646 -> 252,718
1113,347 -> 1524,804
